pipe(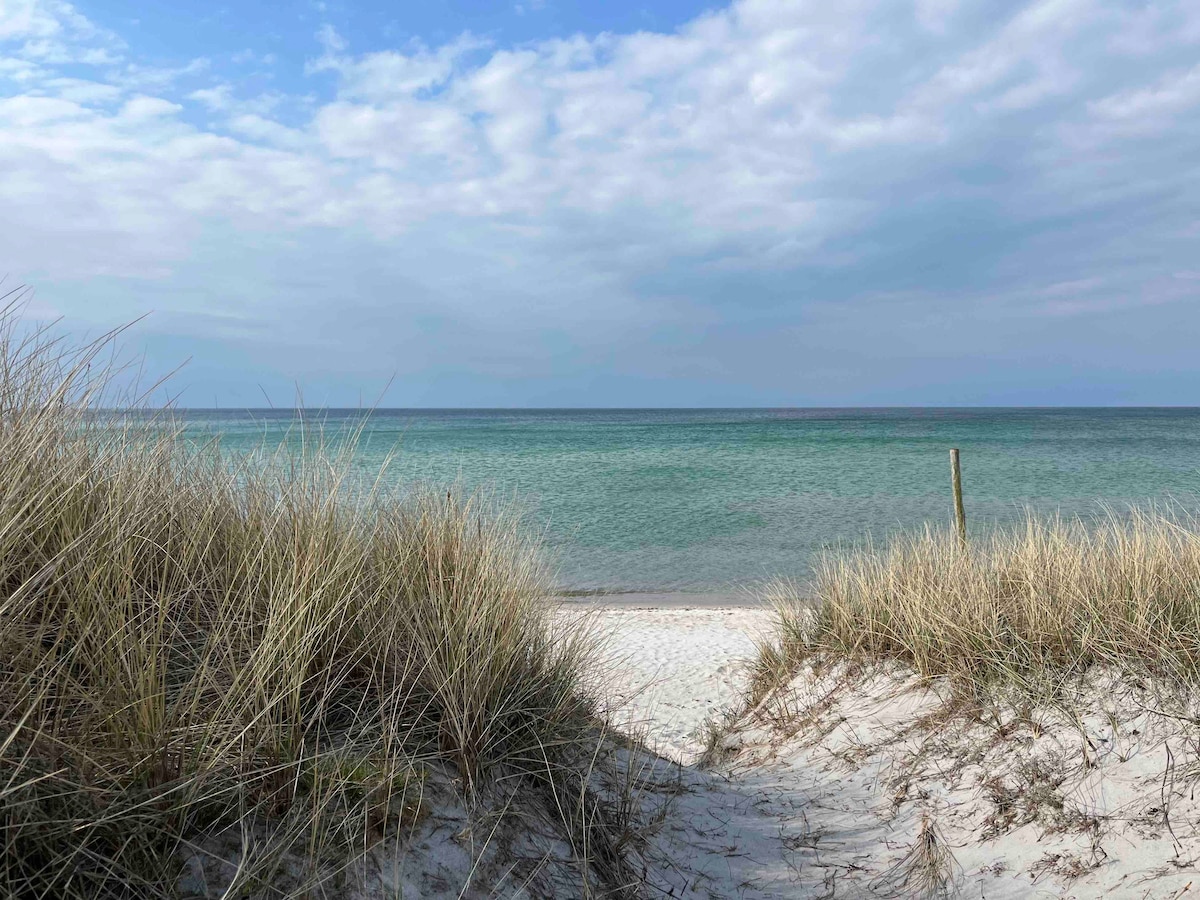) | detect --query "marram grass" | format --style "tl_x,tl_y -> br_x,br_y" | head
0,308 -> 600,898
755,508 -> 1200,701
